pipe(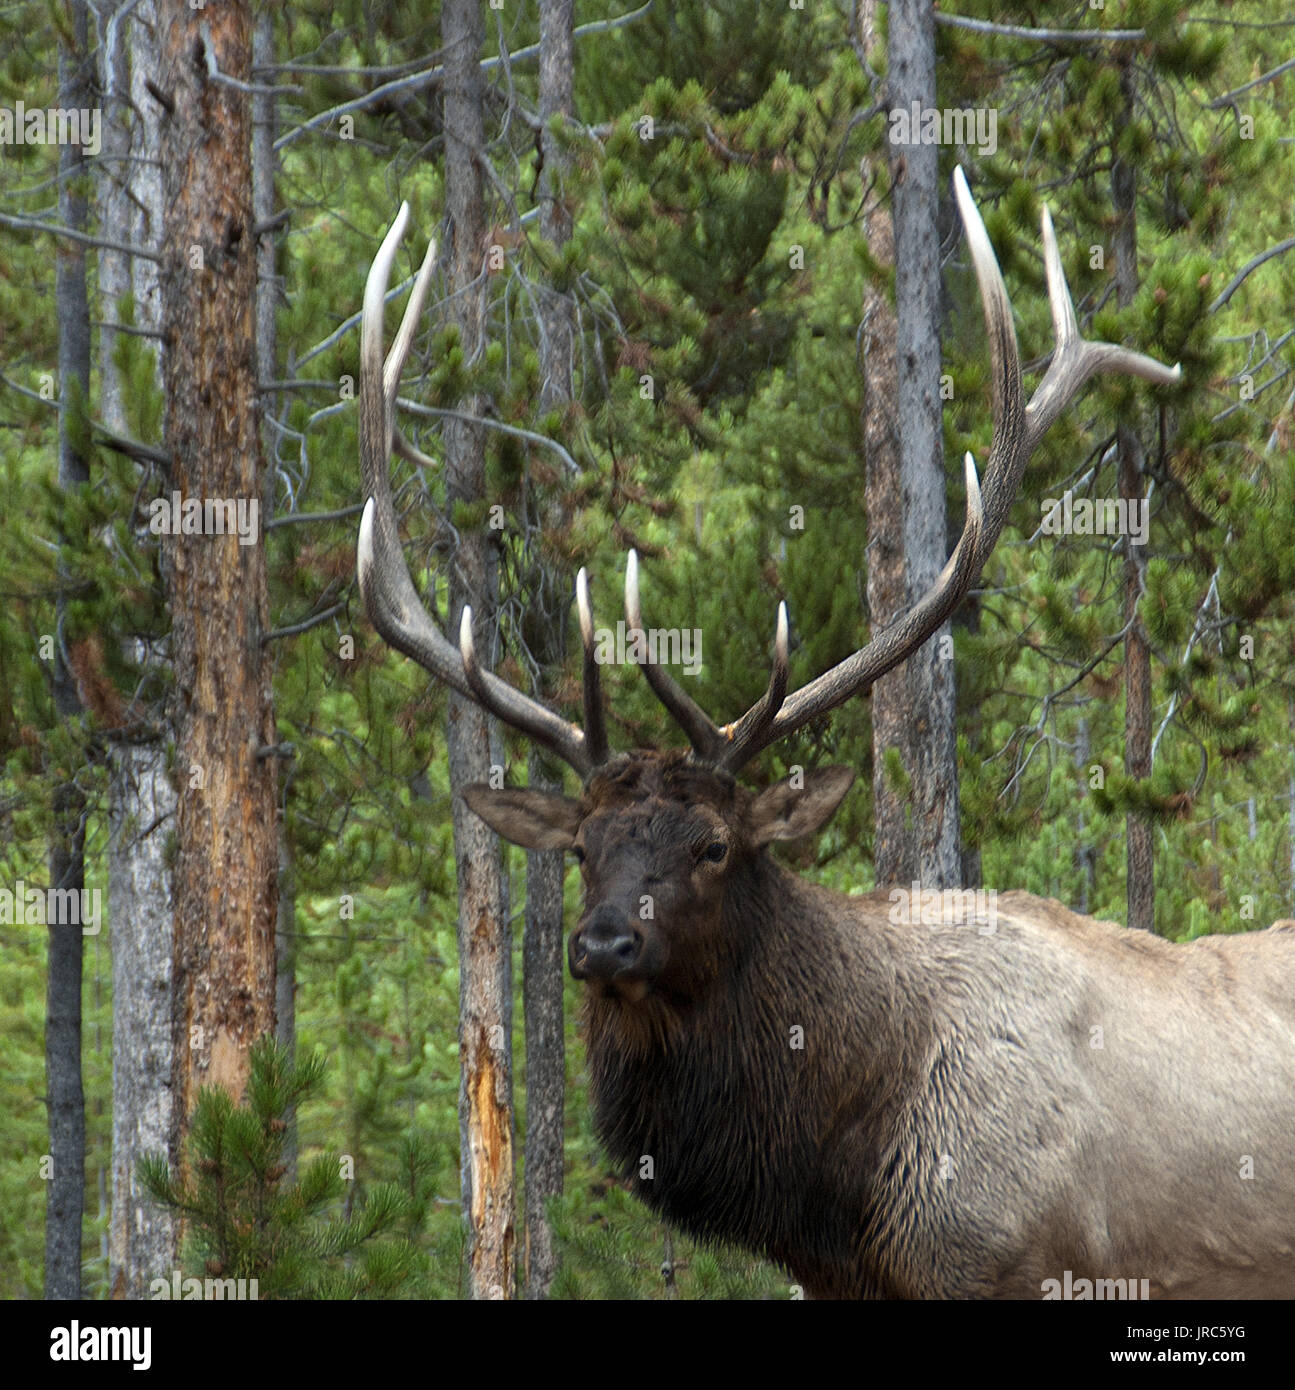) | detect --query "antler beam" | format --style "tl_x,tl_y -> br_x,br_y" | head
355,203 -> 600,777
687,166 -> 1181,774
360,170 -> 1180,788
